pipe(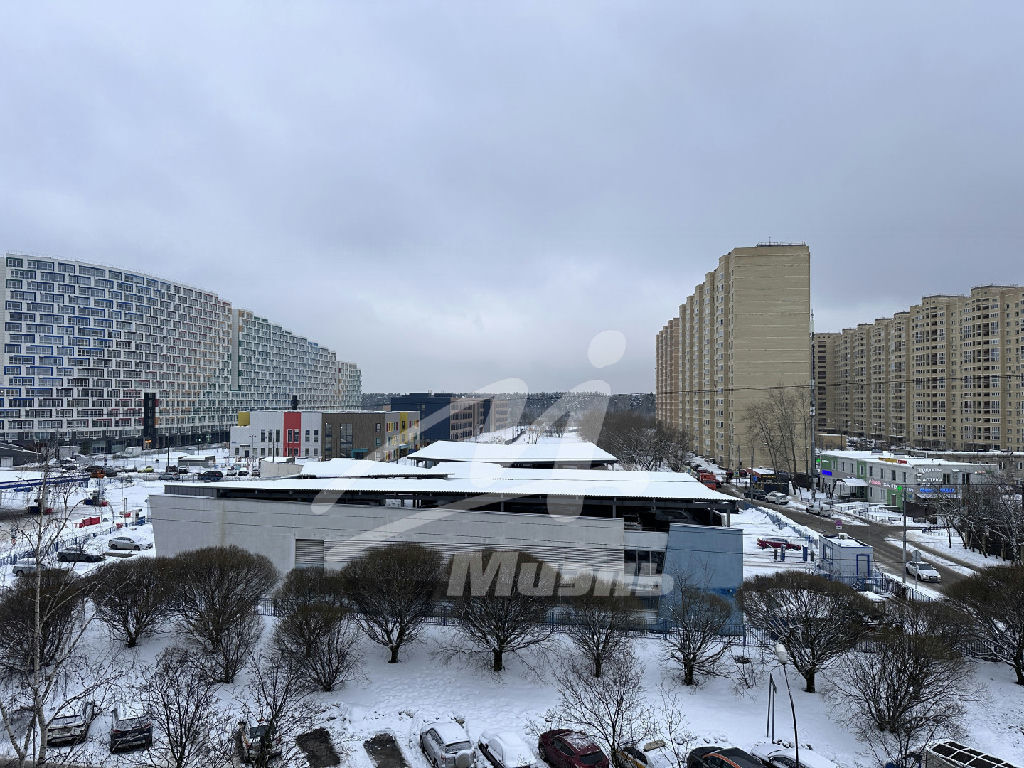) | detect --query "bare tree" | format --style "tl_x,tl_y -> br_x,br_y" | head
737,571 -> 870,692
562,589 -> 638,679
662,582 -> 732,686
169,545 -> 279,682
340,543 -> 446,663
585,411 -> 691,471
546,648 -> 654,761
953,474 -> 1024,563
946,564 -> 1024,685
449,550 -> 555,672
0,439 -> 119,766
237,650 -> 324,768
743,388 -> 811,473
834,602 -> 970,768
273,568 -> 361,692
92,555 -> 174,647
142,645 -> 232,768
